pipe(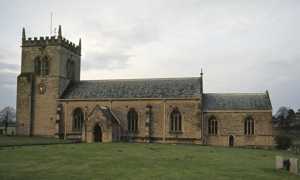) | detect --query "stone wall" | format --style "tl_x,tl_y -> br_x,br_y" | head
60,99 -> 202,143
21,45 -> 80,81
204,111 -> 273,147
17,37 -> 80,136
16,73 -> 33,136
